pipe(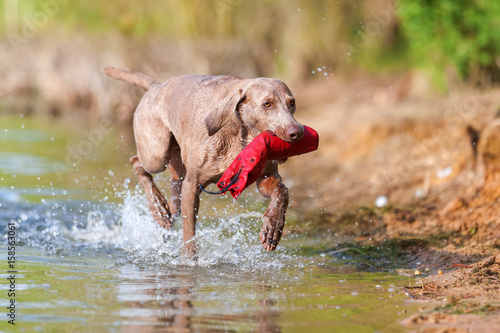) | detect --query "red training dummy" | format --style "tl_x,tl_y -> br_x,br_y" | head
216,125 -> 319,199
